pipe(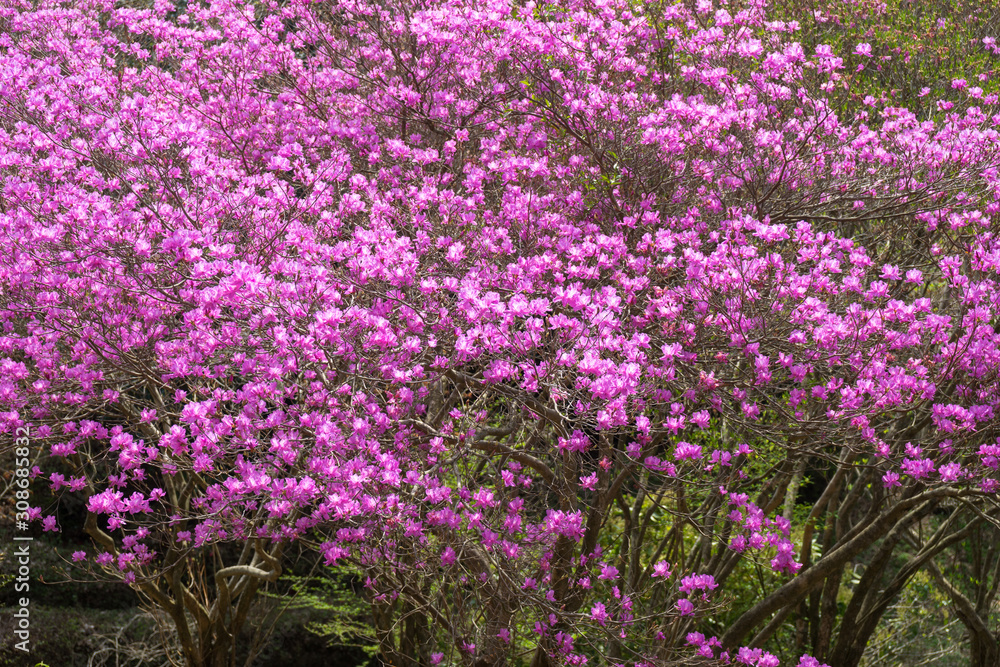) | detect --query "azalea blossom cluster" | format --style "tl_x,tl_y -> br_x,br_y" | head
2,0 -> 1000,664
